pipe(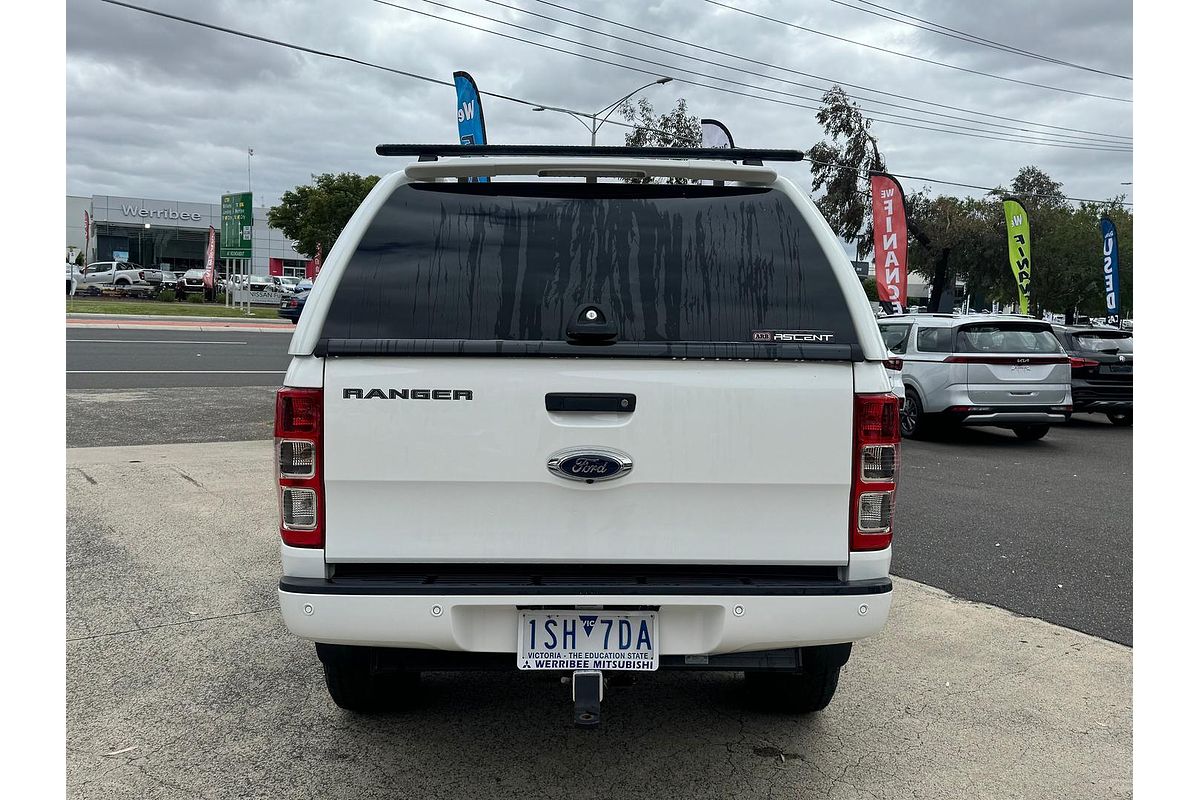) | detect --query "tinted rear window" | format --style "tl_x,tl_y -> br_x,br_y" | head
318,182 -> 859,359
955,323 -> 1060,354
915,327 -> 952,352
1072,332 -> 1133,353
878,324 -> 911,353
